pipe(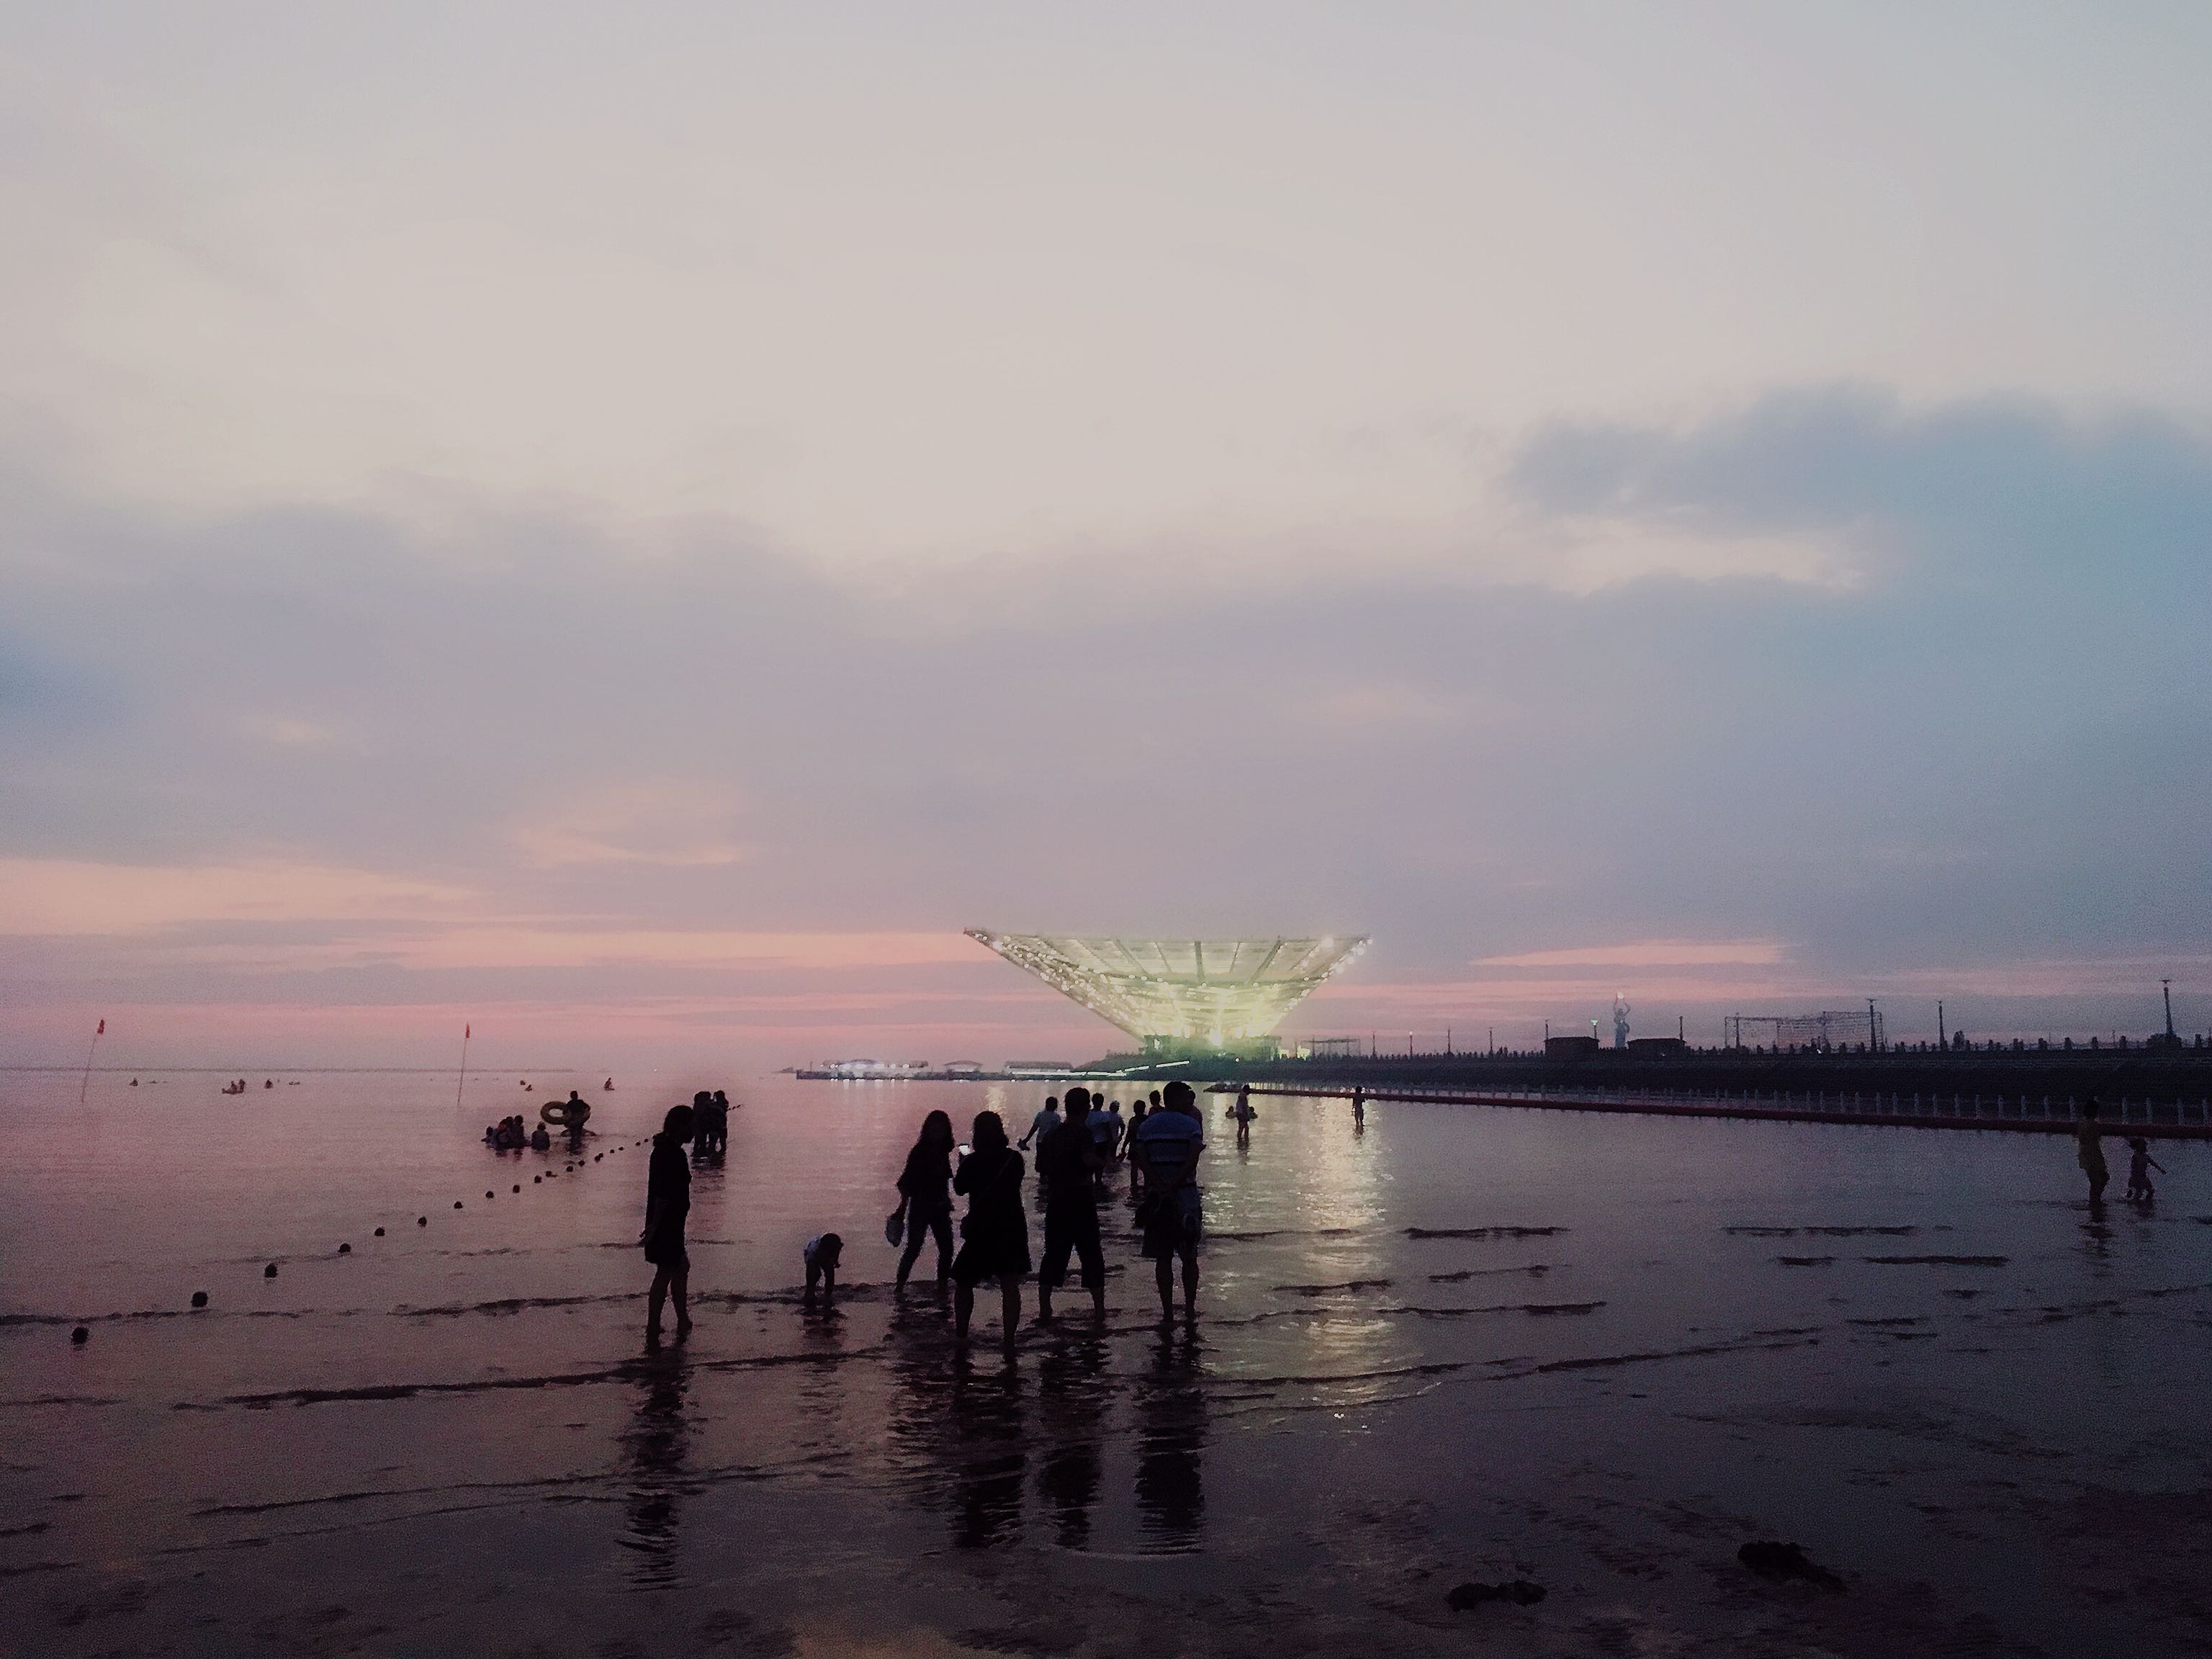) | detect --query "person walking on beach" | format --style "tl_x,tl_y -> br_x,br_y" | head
894,1109 -> 958,1287
1132,1080 -> 1205,1322
1018,1095 -> 1061,1151
1037,1087 -> 1107,1323
2074,1097 -> 2110,1206
642,1102 -> 696,1342
952,1110 -> 1031,1347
